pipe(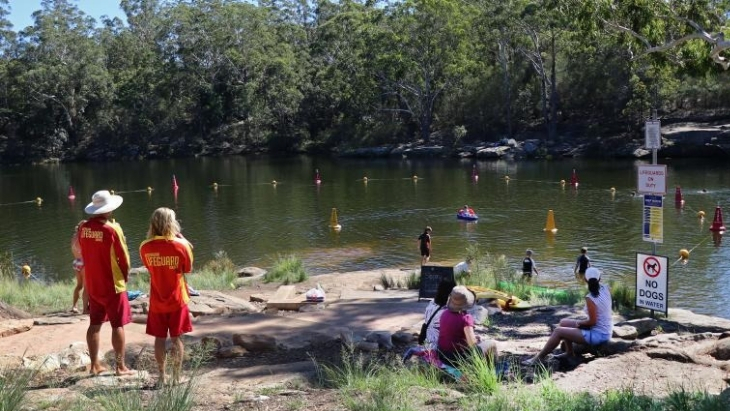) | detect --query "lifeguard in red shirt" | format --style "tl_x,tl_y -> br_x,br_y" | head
79,190 -> 134,376
139,207 -> 194,386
